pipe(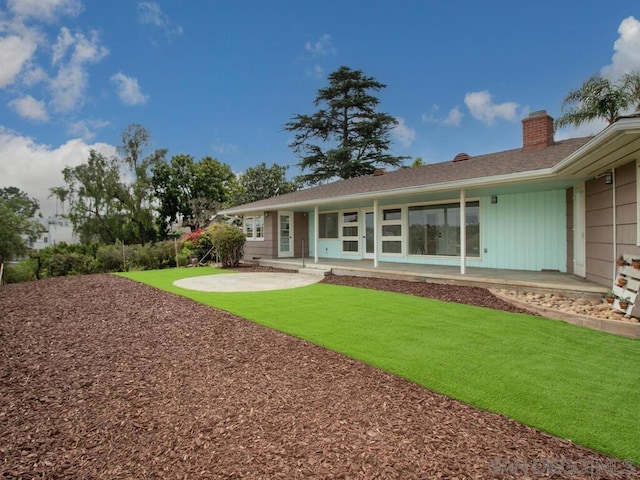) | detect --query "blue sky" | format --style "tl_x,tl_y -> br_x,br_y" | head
1,0 -> 639,216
